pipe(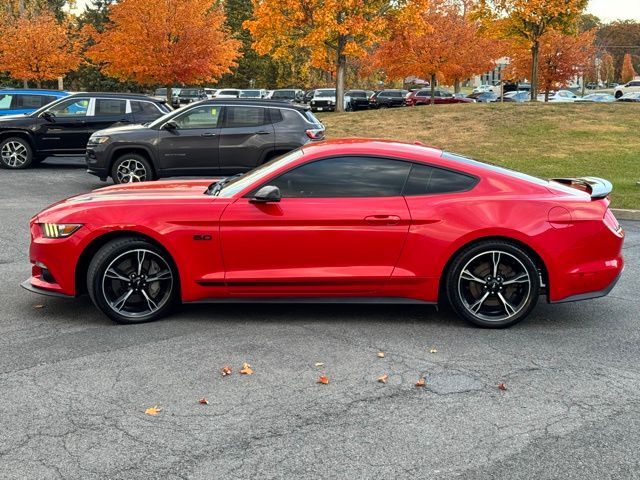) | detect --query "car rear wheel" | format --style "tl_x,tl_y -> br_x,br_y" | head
446,240 -> 540,328
111,153 -> 154,184
0,137 -> 33,169
87,237 -> 178,324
